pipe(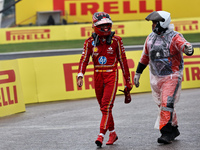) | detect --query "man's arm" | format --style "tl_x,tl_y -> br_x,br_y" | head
117,37 -> 132,91
77,39 -> 91,87
134,62 -> 147,87
134,39 -> 149,88
172,33 -> 194,56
